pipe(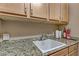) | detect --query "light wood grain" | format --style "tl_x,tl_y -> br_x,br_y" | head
61,3 -> 69,22
49,3 -> 55,20
0,3 -> 26,15
69,50 -> 78,56
69,44 -> 77,53
30,3 -> 48,19
49,48 -> 68,56
78,43 -> 79,56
